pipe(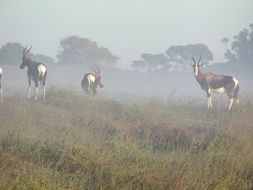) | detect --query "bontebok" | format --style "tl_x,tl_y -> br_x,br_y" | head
0,67 -> 3,102
81,65 -> 103,96
191,56 -> 239,110
20,46 -> 47,101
